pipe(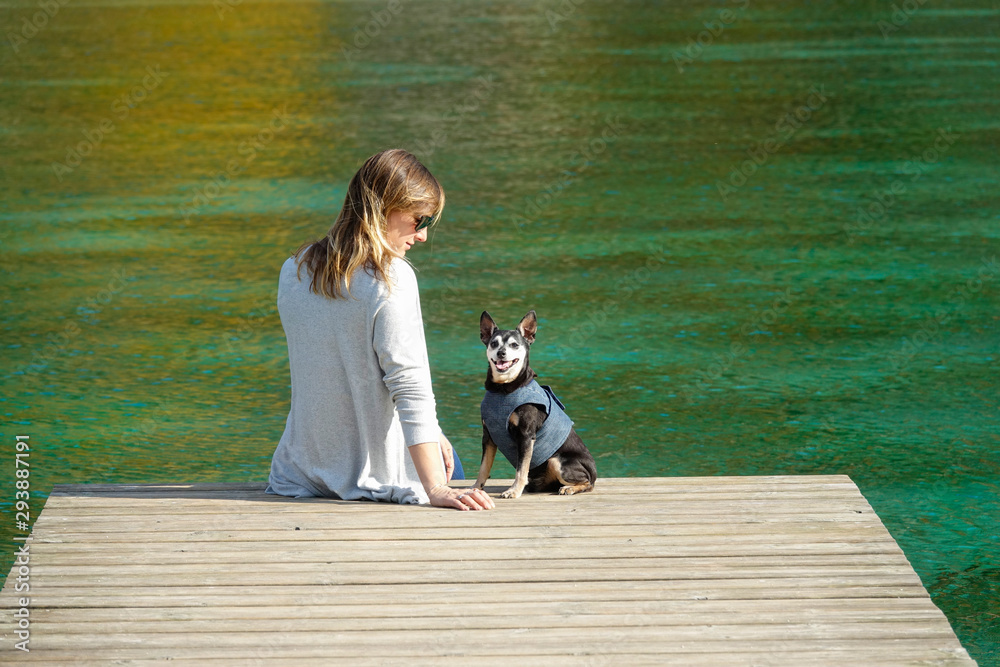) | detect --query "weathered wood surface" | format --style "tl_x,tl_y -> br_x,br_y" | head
0,476 -> 976,665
